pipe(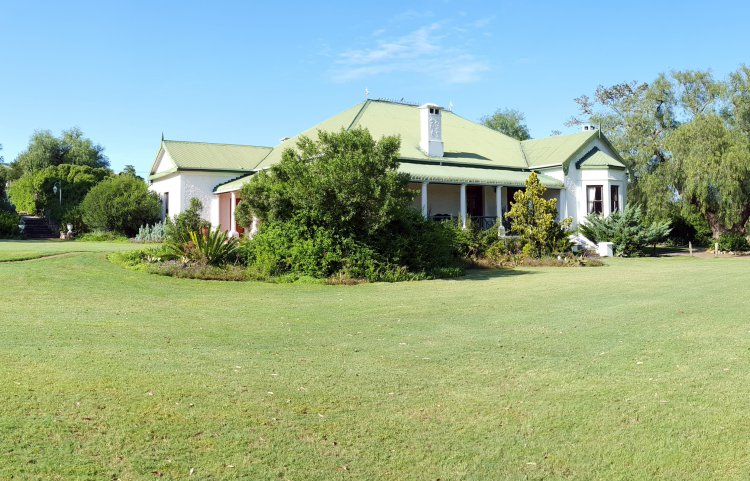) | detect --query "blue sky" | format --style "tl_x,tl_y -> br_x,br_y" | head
1,0 -> 748,176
